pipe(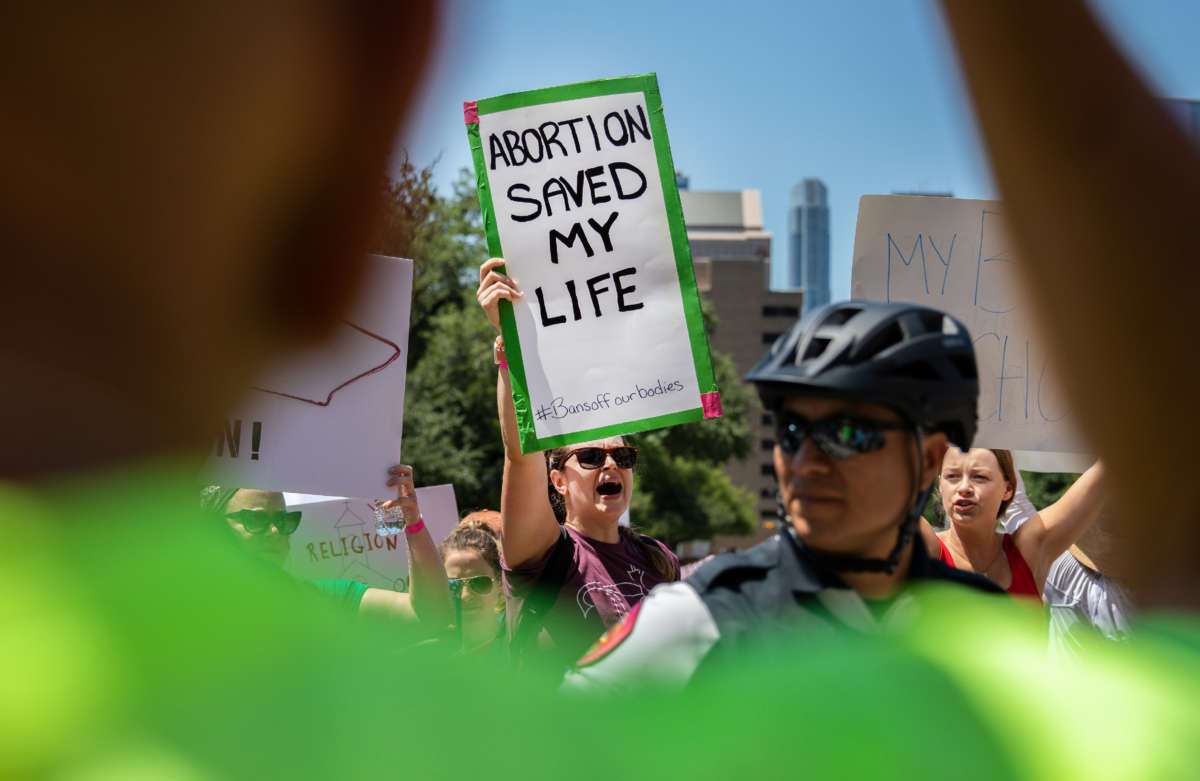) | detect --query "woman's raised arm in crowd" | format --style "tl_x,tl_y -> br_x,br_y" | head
476,257 -> 561,568
1013,461 -> 1107,590
365,464 -> 453,628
